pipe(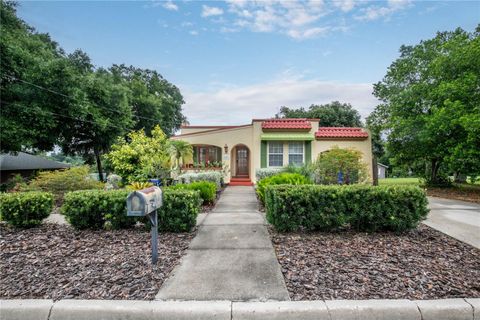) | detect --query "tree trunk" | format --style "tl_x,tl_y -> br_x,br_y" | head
431,159 -> 440,184
372,157 -> 378,186
94,147 -> 104,182
454,172 -> 467,183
